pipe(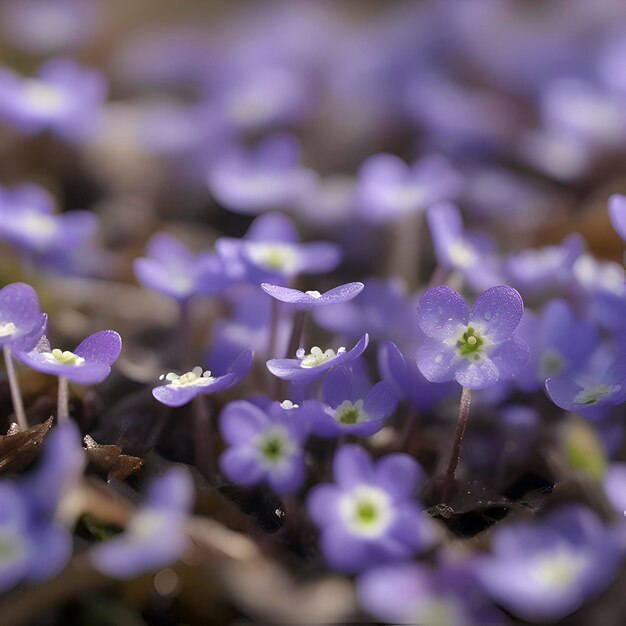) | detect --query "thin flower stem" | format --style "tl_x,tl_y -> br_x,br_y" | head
387,212 -> 423,290
179,299 -> 193,370
57,376 -> 70,423
285,310 -> 306,359
192,395 -> 216,483
399,406 -> 419,451
443,386 -> 472,497
267,298 -> 280,359
3,345 -> 28,431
